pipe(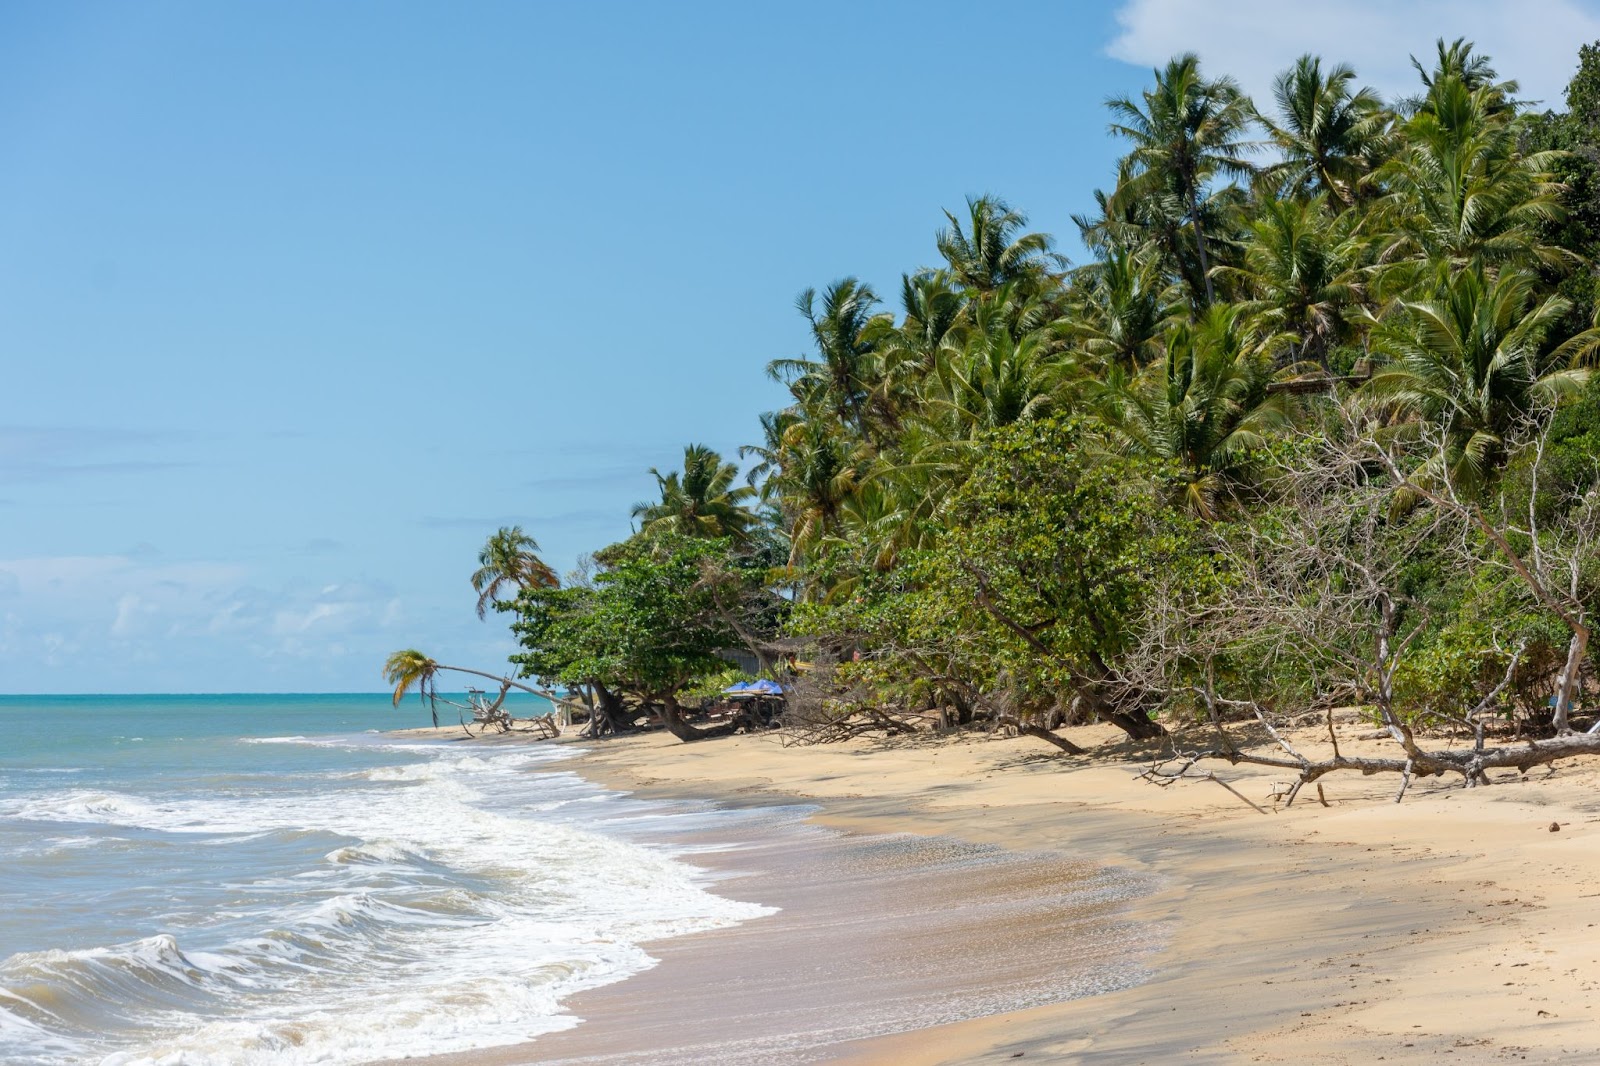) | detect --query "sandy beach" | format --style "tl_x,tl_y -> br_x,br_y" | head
388,719 -> 1600,1064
